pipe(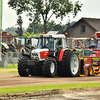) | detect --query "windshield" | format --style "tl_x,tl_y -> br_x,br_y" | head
97,40 -> 100,49
66,39 -> 71,48
37,37 -> 54,51
16,38 -> 25,45
6,37 -> 12,44
26,38 -> 31,45
86,39 -> 96,47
